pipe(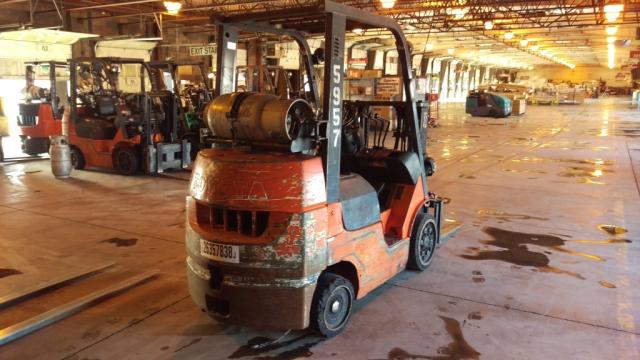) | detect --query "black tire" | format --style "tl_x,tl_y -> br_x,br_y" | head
407,213 -> 438,271
70,147 -> 85,170
113,147 -> 139,176
310,272 -> 355,338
